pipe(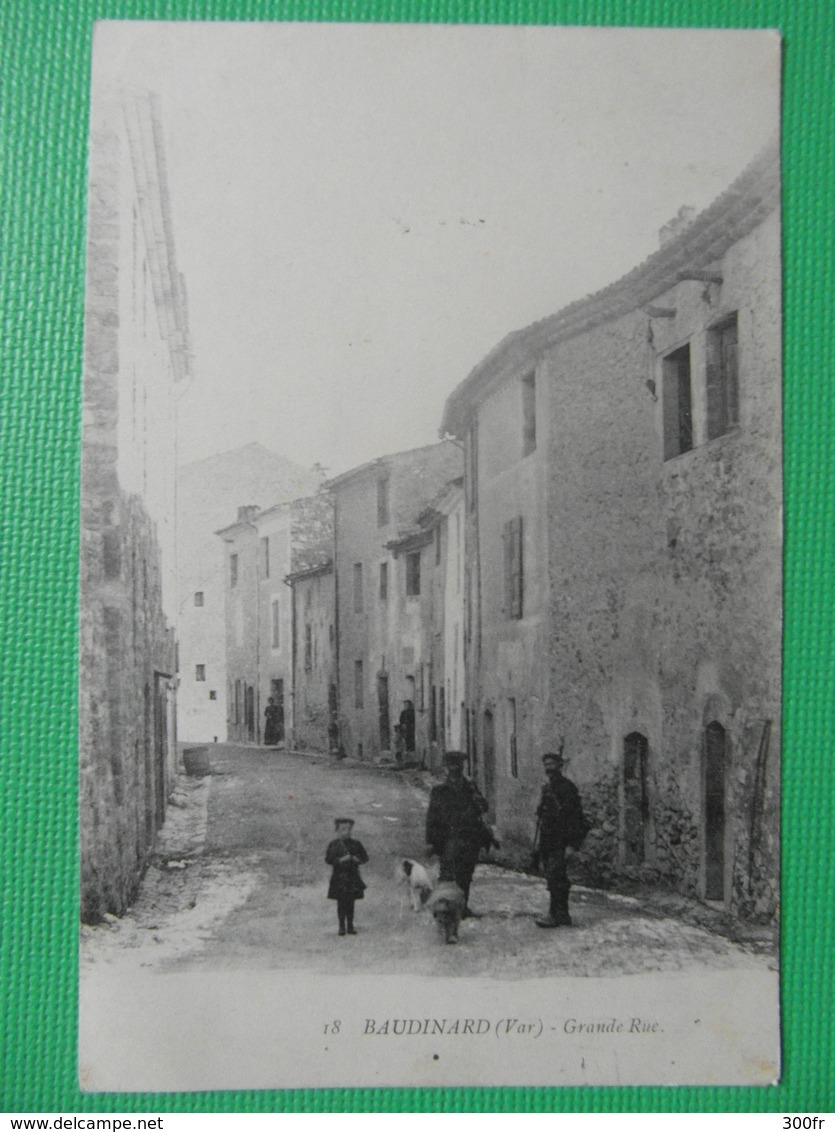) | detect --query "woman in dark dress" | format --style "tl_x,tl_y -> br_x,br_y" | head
325,818 -> 369,936
264,697 -> 281,746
